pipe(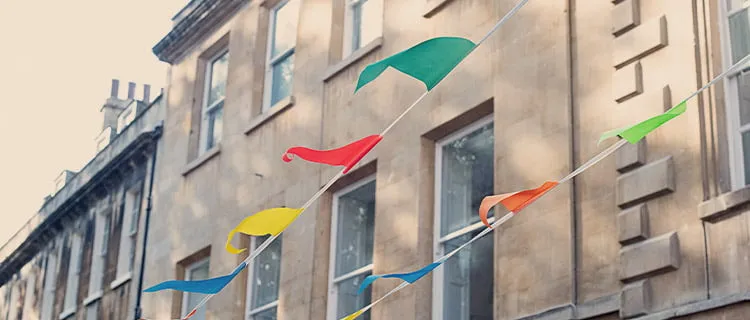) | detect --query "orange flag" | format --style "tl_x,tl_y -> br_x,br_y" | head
478,181 -> 559,227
